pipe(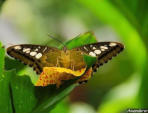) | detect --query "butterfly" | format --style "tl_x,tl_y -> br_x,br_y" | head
7,41 -> 124,87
